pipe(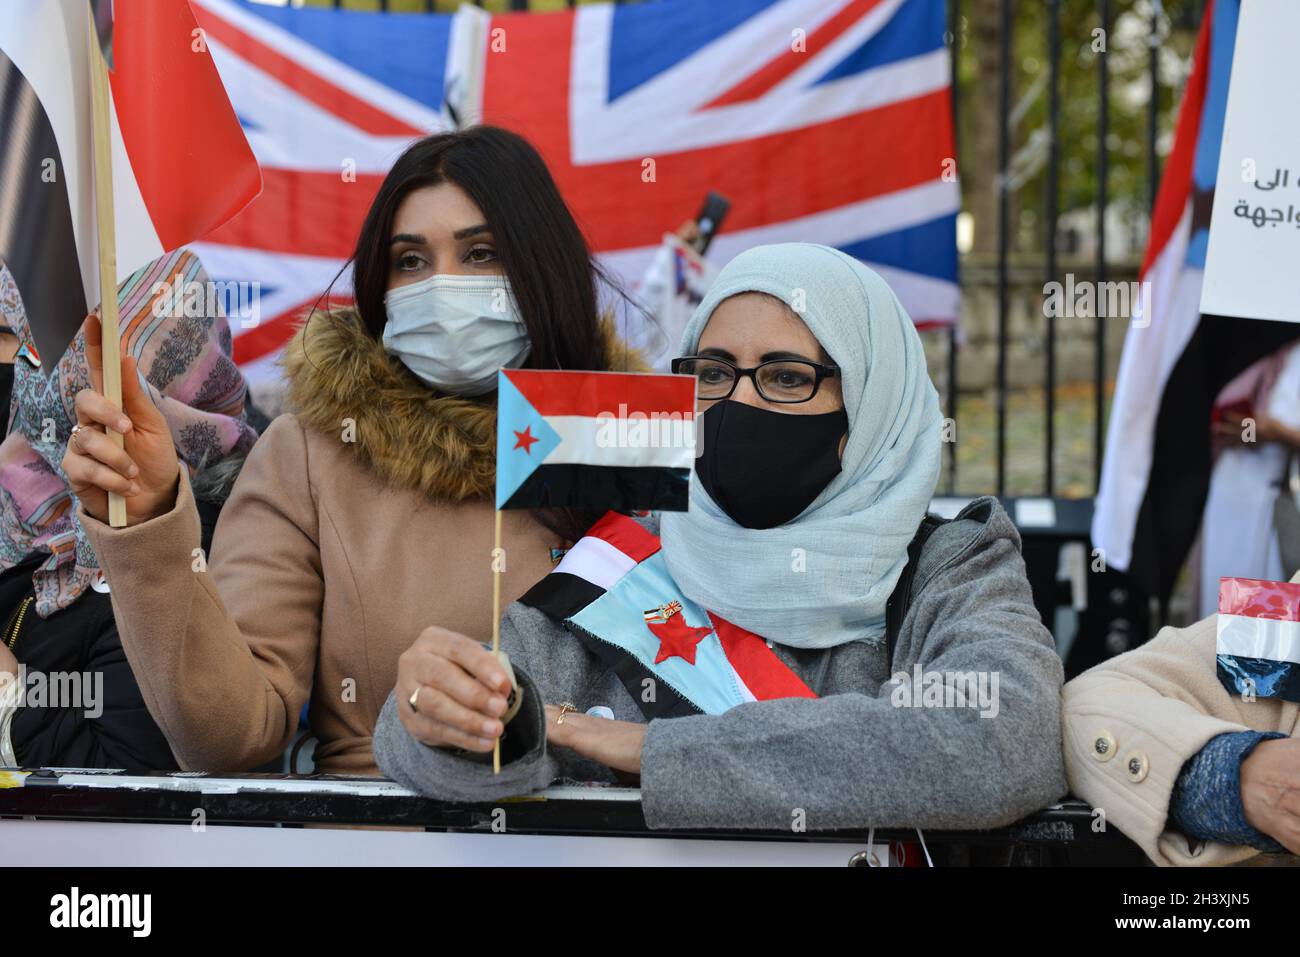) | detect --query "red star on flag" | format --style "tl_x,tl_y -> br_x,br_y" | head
647,615 -> 714,666
513,425 -> 540,454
